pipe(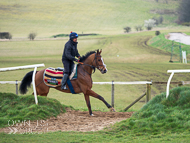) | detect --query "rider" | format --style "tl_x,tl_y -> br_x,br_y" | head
61,31 -> 81,90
